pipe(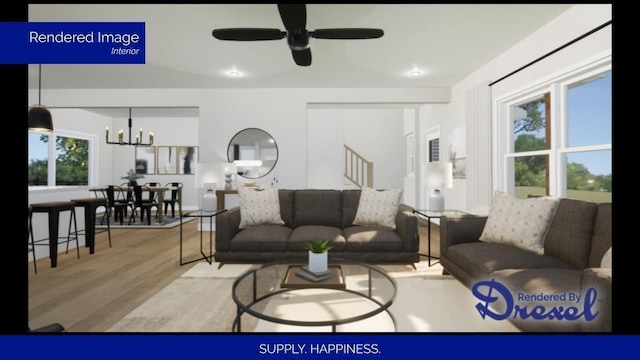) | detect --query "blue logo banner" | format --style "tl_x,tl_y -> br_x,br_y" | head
0,334 -> 637,359
0,22 -> 145,64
